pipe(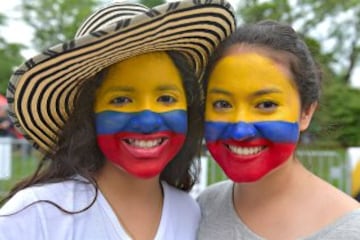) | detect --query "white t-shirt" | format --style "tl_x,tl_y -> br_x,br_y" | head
0,178 -> 200,240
